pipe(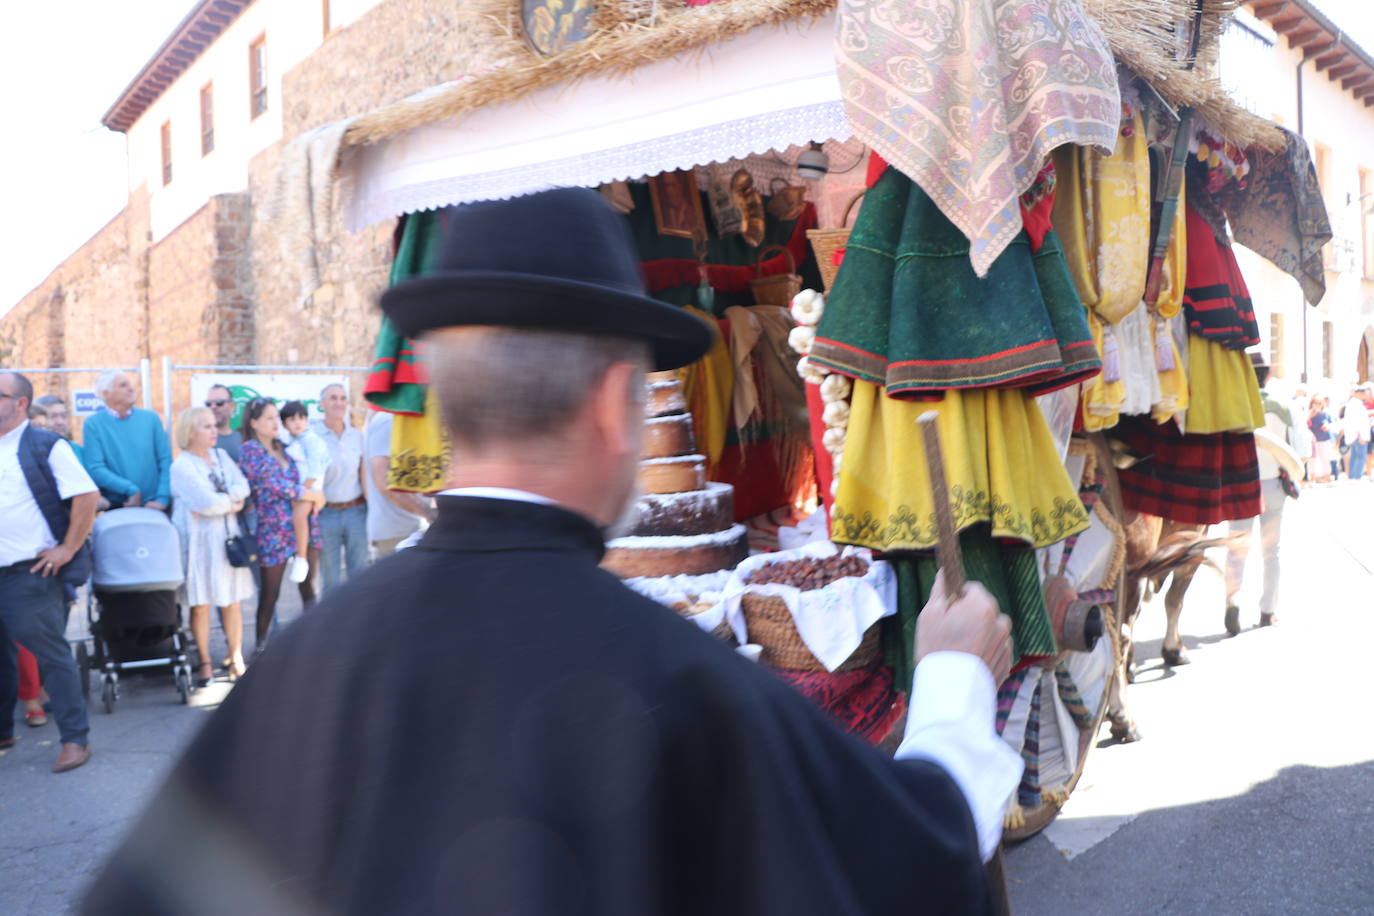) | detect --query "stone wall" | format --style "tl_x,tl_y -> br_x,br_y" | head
3,0 -> 497,421
245,0 -> 497,377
